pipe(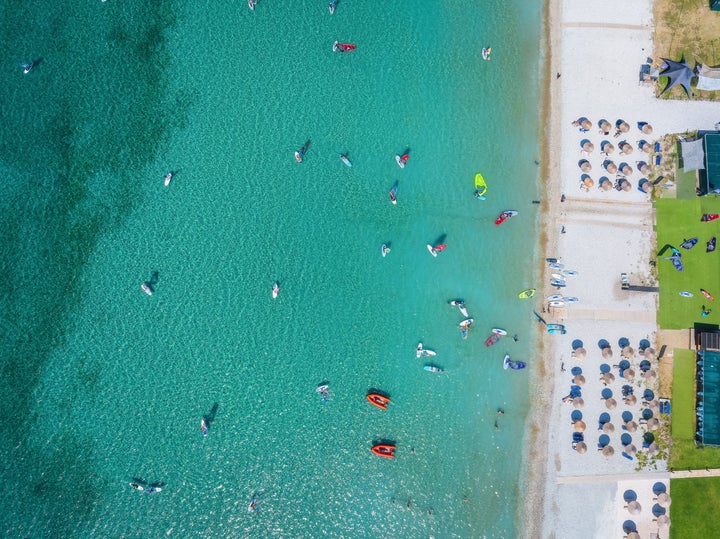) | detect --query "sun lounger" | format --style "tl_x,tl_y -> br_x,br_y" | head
622,452 -> 634,460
